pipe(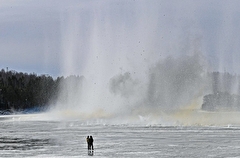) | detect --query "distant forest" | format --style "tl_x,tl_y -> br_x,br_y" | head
202,72 -> 240,111
0,69 -> 82,114
1,68 -> 240,114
